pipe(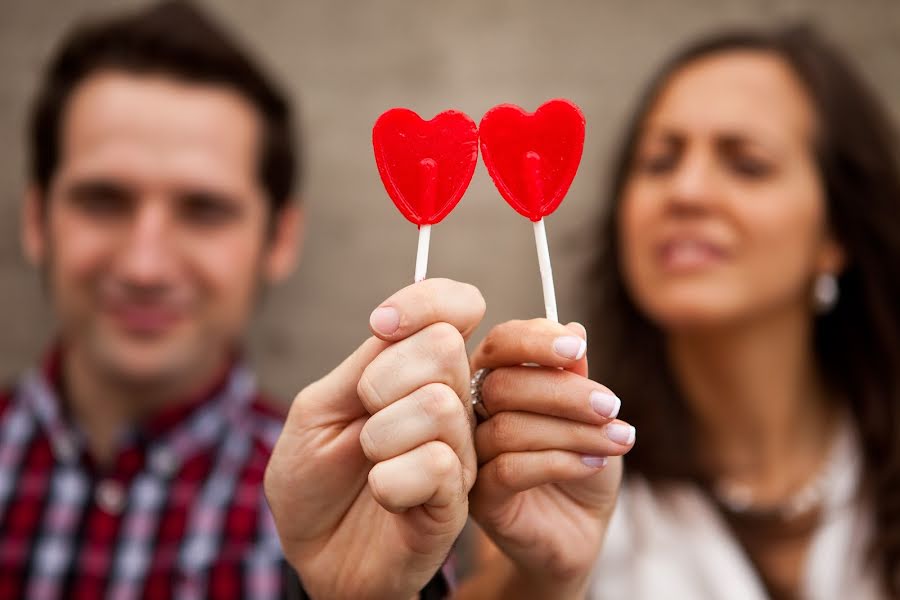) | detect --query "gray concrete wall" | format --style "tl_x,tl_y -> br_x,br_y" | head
2,0 -> 899,400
